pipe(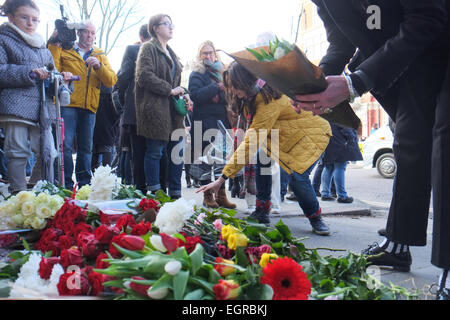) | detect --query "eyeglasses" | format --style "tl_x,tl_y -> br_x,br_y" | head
158,21 -> 174,29
15,14 -> 40,25
200,51 -> 215,57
